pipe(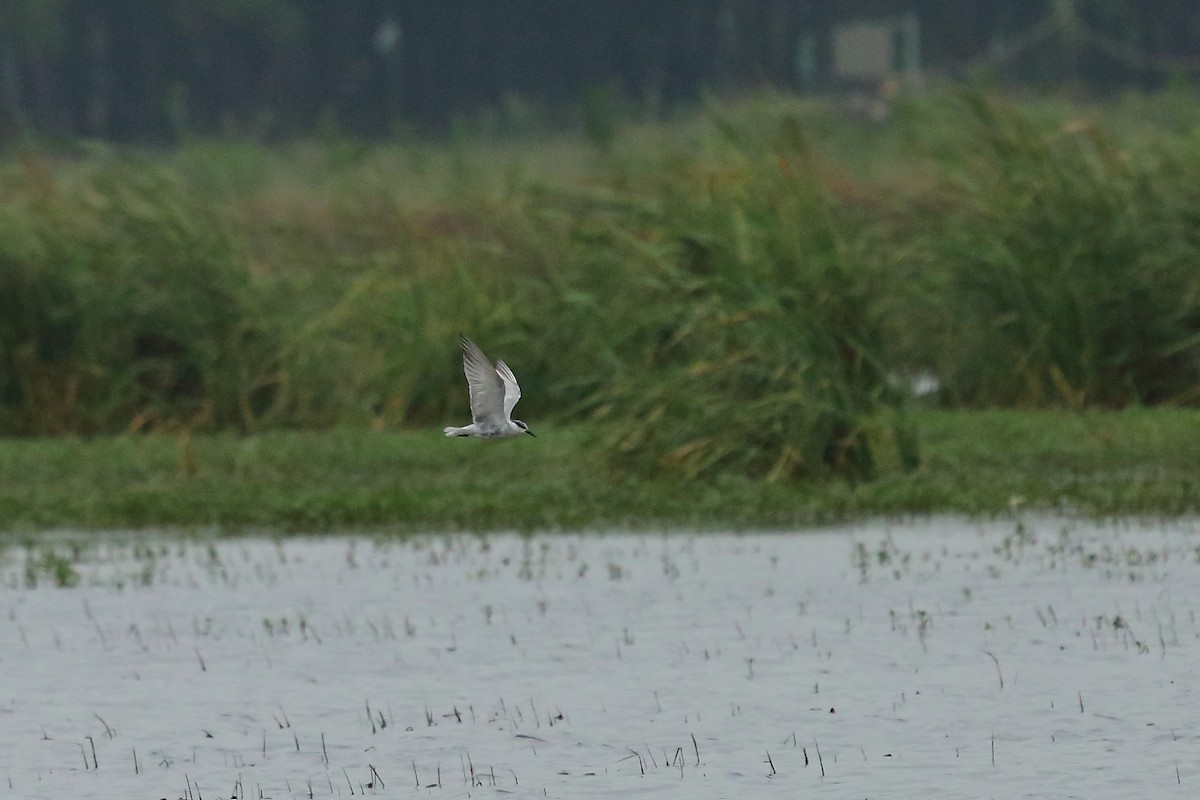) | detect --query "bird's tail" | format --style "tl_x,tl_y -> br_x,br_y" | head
443,426 -> 469,437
